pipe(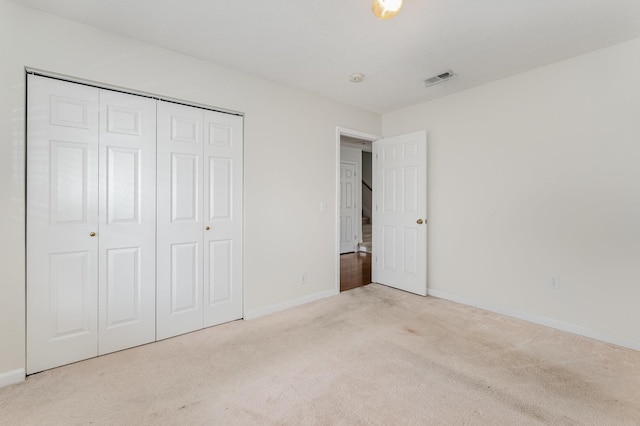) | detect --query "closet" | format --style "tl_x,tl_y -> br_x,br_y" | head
156,101 -> 243,340
26,74 -> 243,374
